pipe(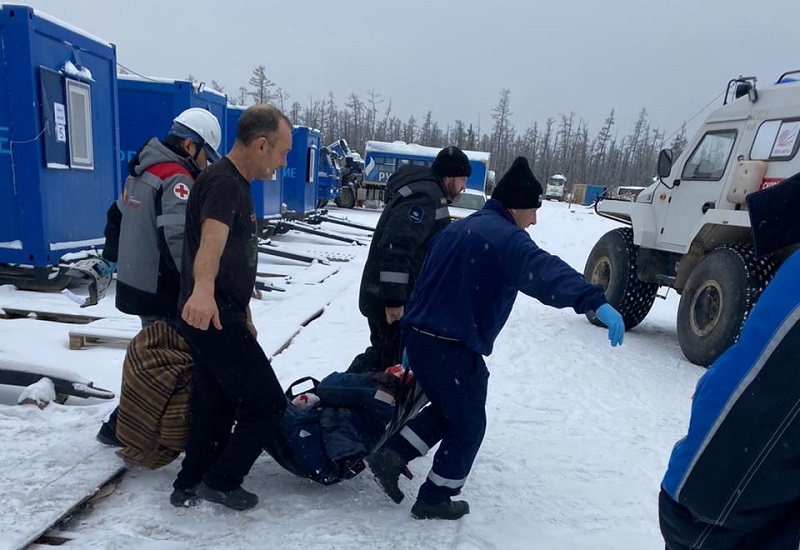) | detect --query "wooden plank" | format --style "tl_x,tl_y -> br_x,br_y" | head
67,317 -> 141,350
